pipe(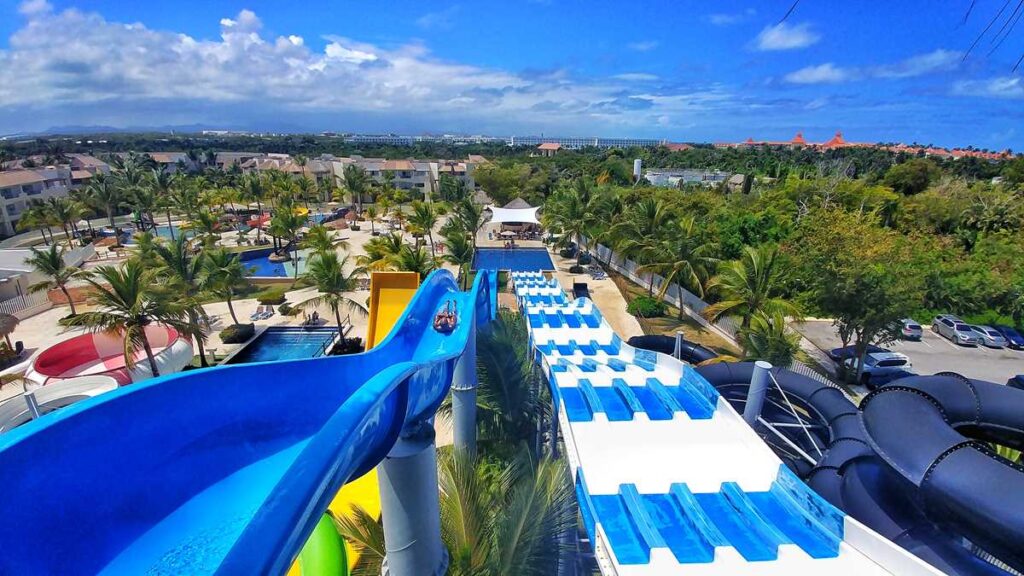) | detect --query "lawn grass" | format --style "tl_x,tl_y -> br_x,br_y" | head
609,272 -> 740,357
